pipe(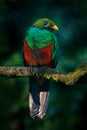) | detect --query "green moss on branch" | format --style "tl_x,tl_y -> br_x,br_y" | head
0,64 -> 87,85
